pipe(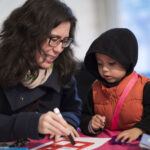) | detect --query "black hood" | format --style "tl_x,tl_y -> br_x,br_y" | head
84,28 -> 138,87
